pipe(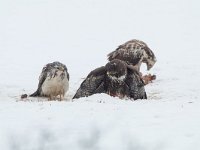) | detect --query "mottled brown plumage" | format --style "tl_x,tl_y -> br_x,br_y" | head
30,61 -> 69,100
108,39 -> 157,72
73,59 -> 147,100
